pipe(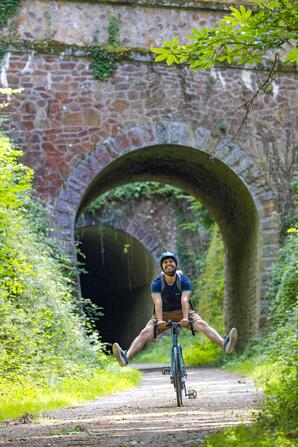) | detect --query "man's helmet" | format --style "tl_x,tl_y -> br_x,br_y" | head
159,251 -> 178,267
